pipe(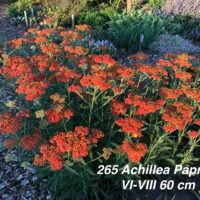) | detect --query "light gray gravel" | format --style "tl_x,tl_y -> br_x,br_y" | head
0,144 -> 52,200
